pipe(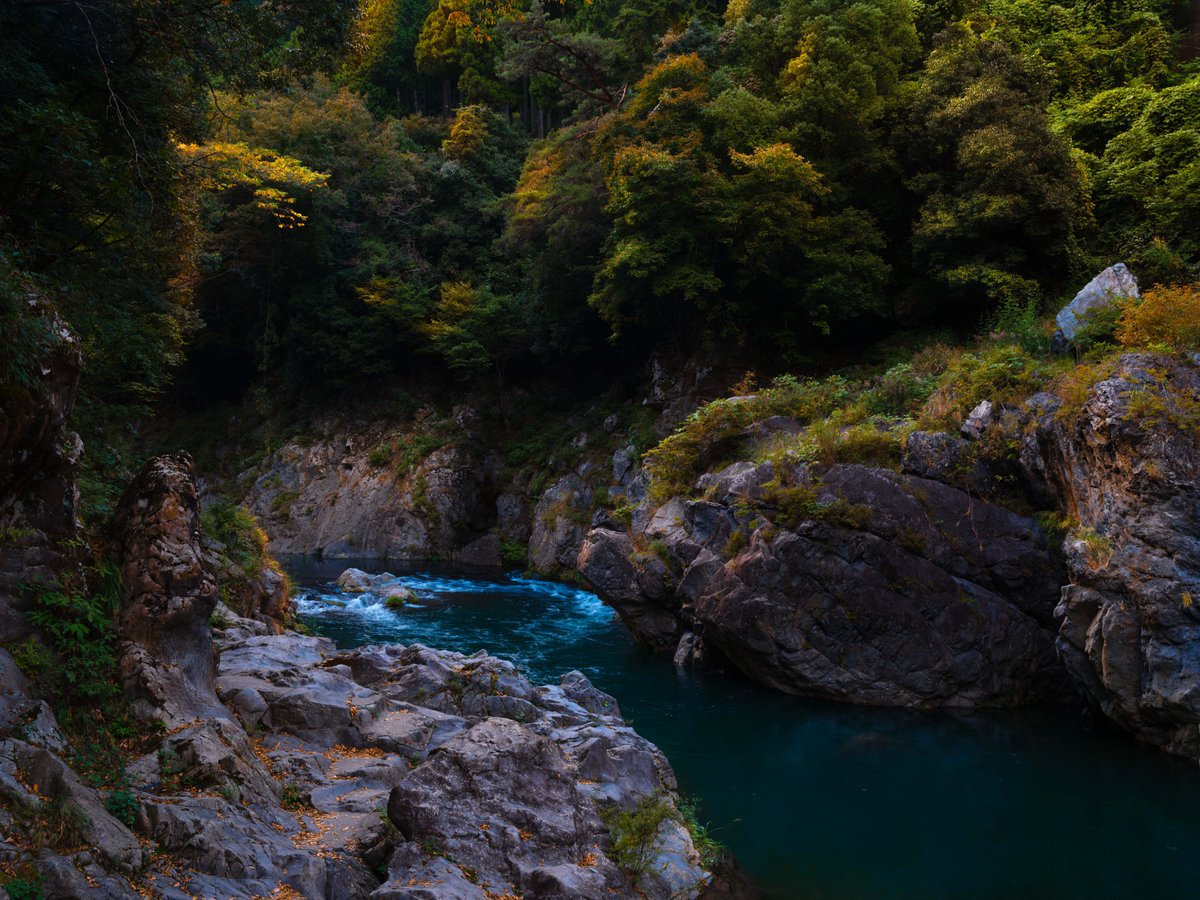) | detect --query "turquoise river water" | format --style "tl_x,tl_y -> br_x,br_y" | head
284,557 -> 1200,899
